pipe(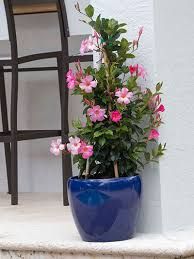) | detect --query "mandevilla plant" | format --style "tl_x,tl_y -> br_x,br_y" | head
50,4 -> 166,179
